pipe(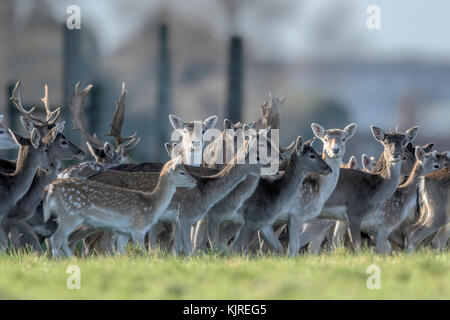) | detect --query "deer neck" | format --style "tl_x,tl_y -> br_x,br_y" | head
7,147 -> 41,201
225,174 -> 260,208
373,157 -> 402,204
318,152 -> 342,197
277,156 -> 308,205
202,161 -> 248,205
11,169 -> 56,215
399,161 -> 424,192
145,175 -> 177,225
